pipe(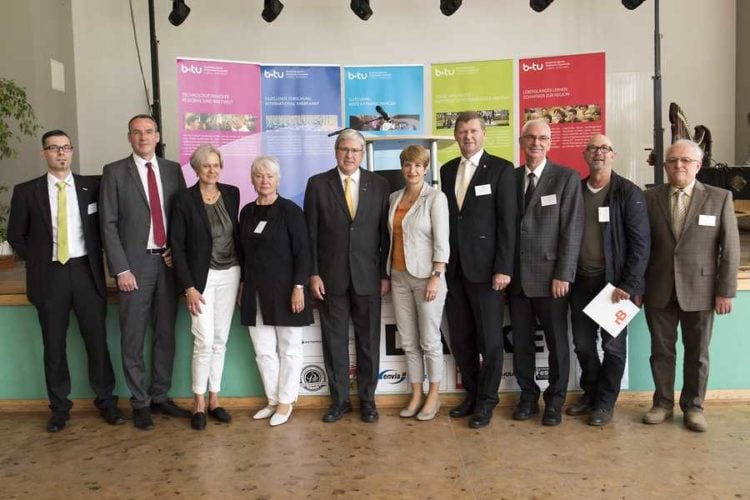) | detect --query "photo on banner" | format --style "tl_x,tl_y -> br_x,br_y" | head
431,59 -> 515,167
344,65 -> 424,171
519,52 -> 606,176
176,58 -> 261,208
260,65 -> 342,206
